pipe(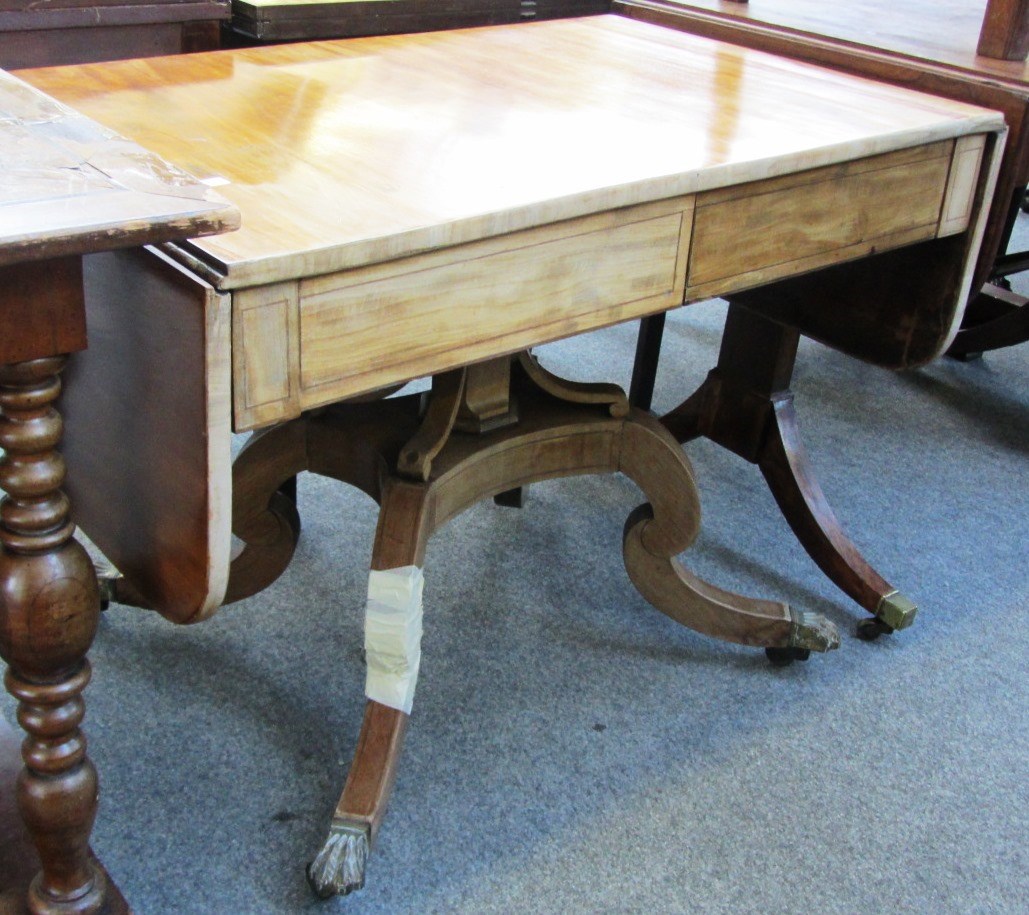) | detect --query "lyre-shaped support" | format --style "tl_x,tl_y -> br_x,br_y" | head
302,349 -> 838,897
